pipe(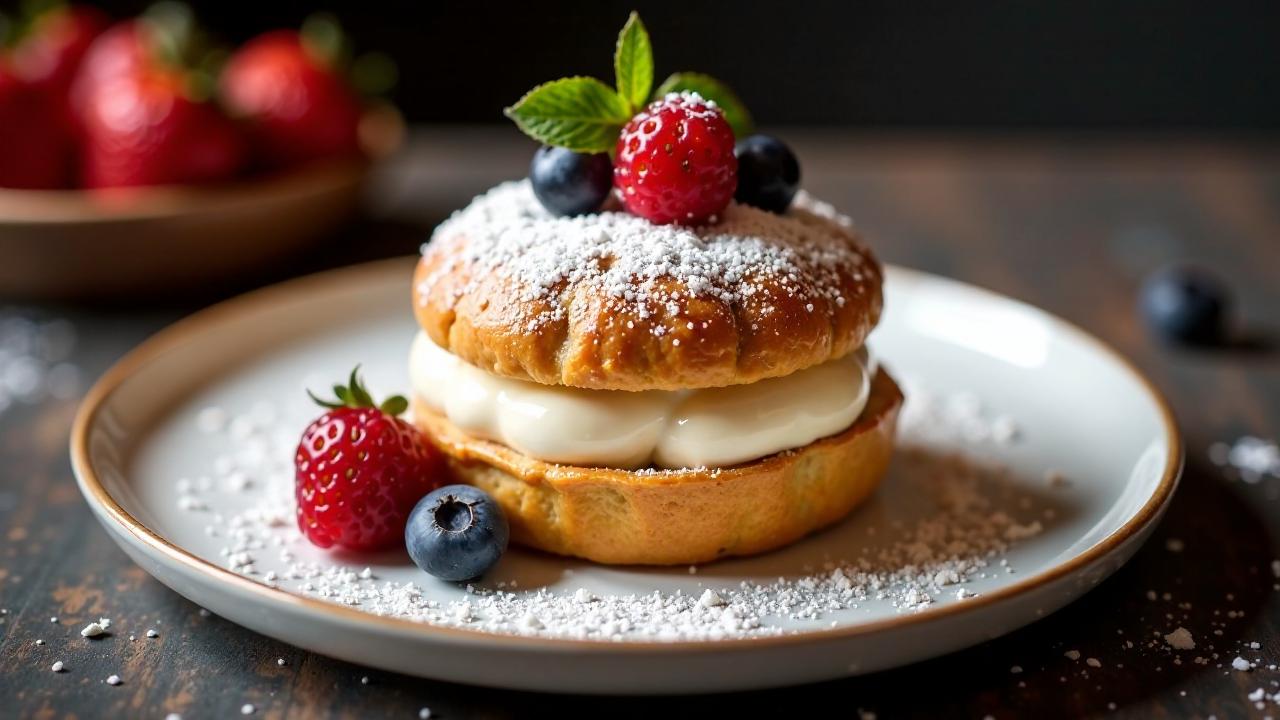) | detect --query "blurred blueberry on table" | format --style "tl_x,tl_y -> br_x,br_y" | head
1140,265 -> 1231,346
733,134 -> 801,214
530,146 -> 613,216
405,484 -> 509,582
